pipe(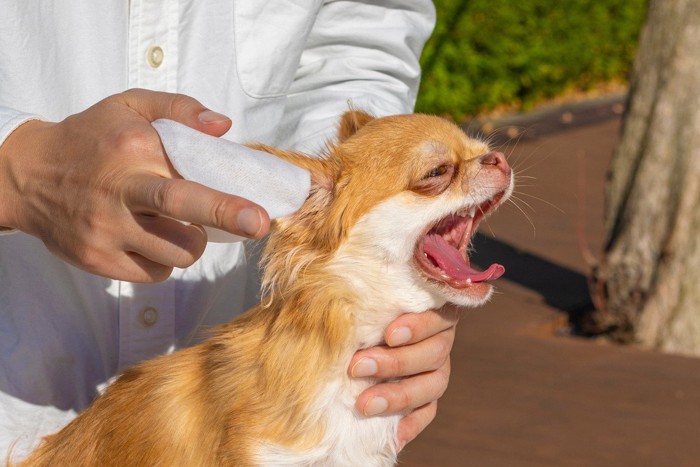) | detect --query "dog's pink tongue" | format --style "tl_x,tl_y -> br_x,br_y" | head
424,234 -> 505,282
